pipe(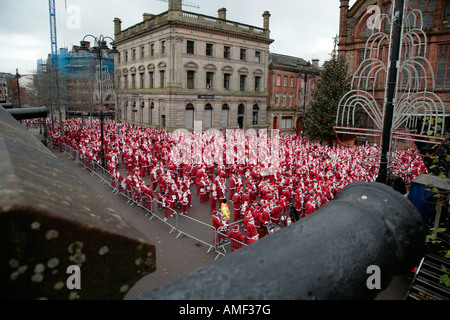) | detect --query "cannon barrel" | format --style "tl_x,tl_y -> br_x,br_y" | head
6,106 -> 48,120
138,182 -> 425,300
